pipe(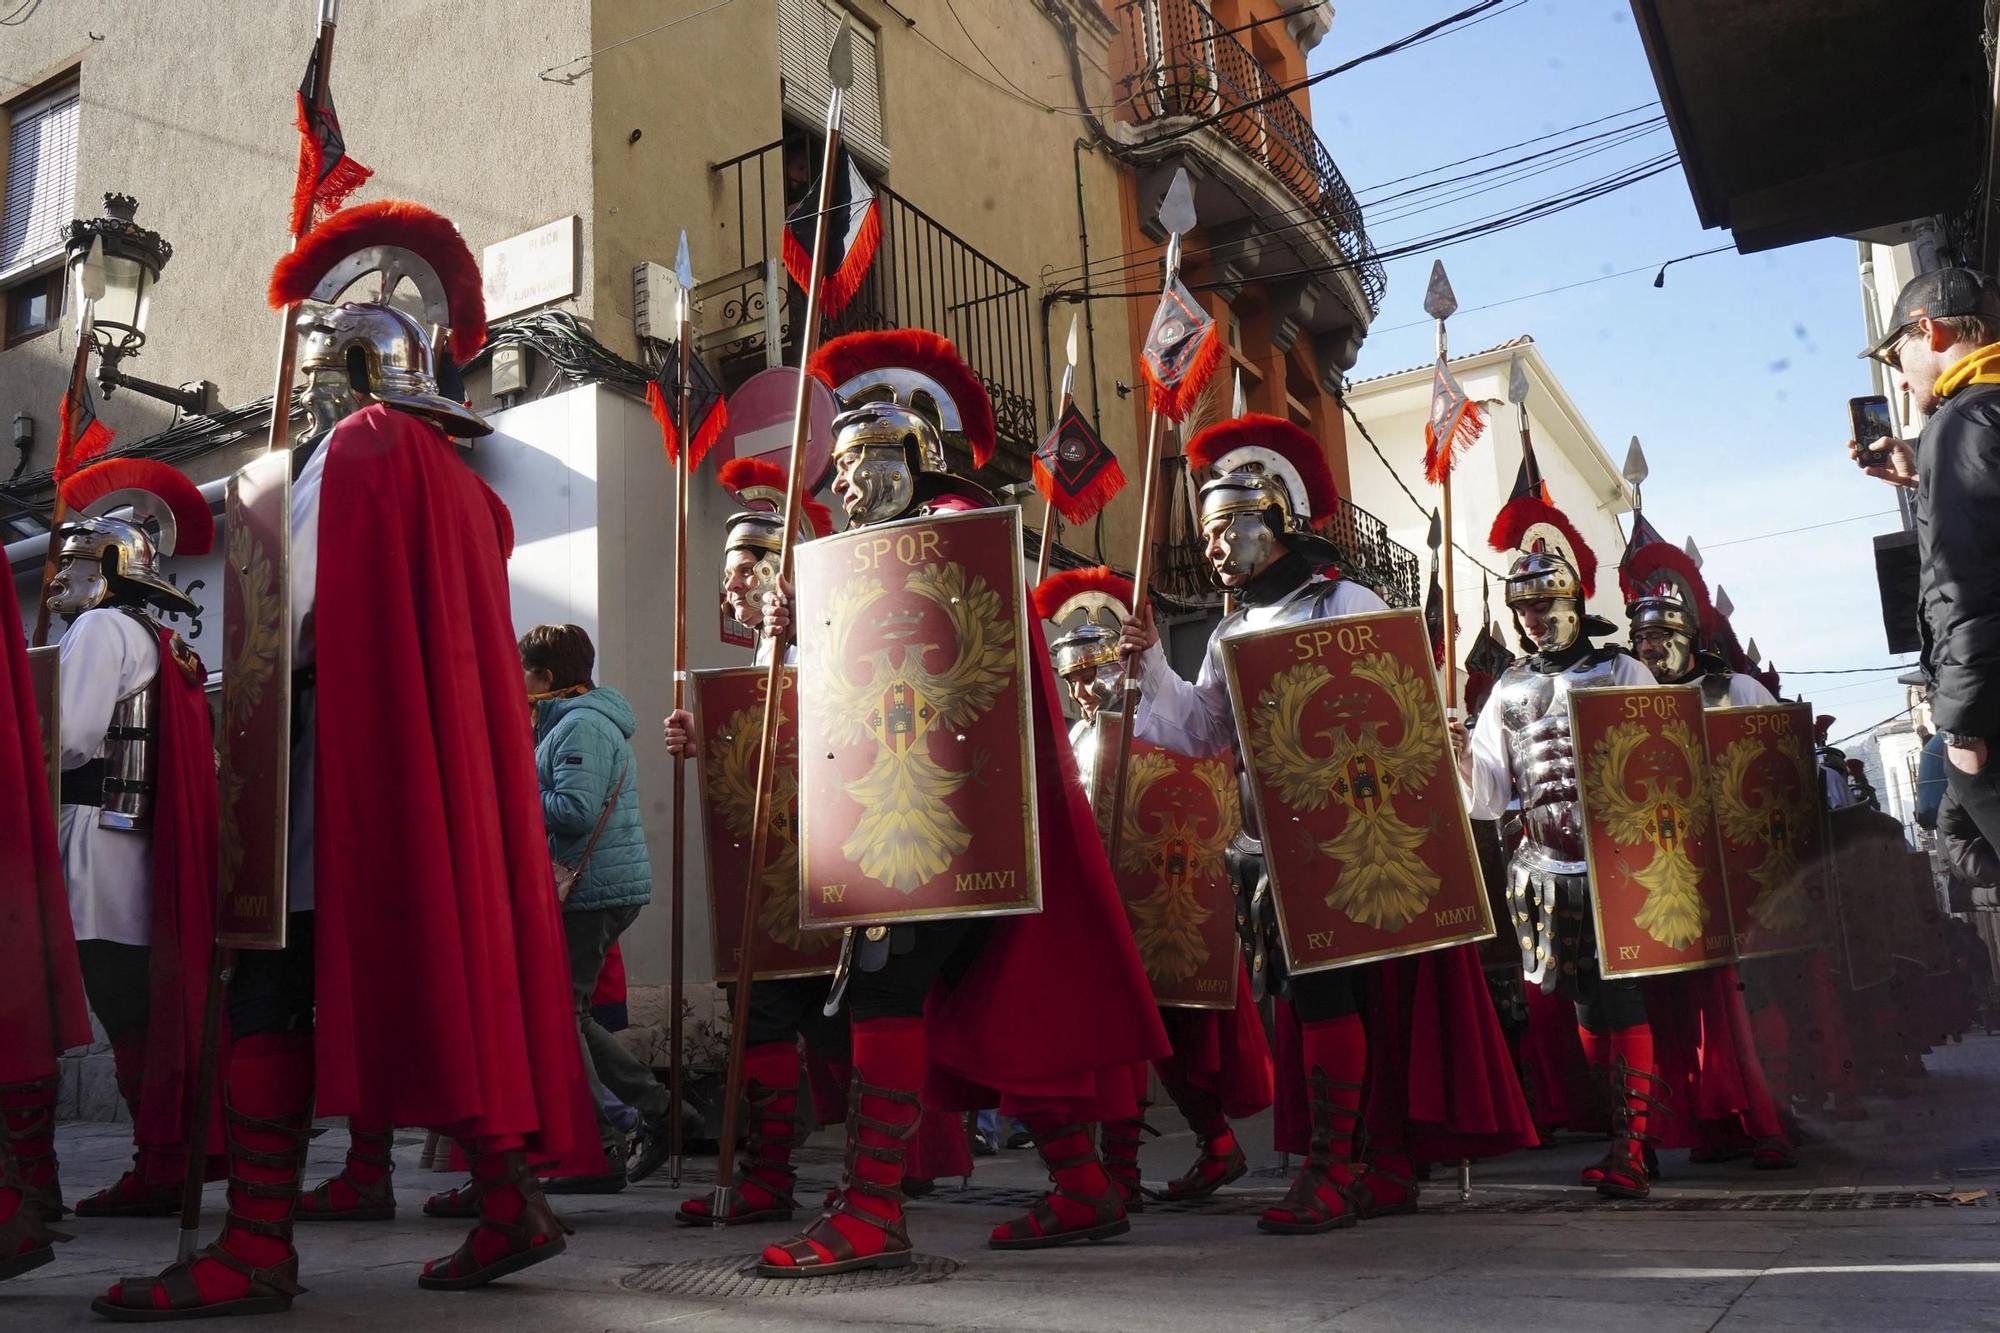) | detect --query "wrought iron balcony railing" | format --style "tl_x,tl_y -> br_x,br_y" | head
1152,454 -> 1420,610
1120,0 -> 1384,314
707,136 -> 1040,476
